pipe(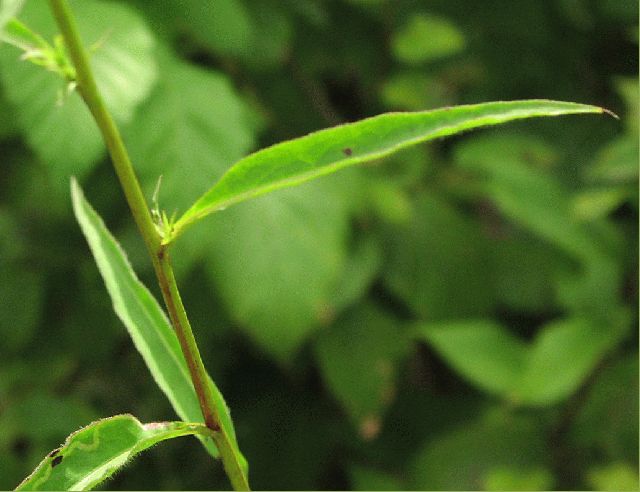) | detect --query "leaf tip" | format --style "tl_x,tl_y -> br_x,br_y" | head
600,107 -> 620,120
